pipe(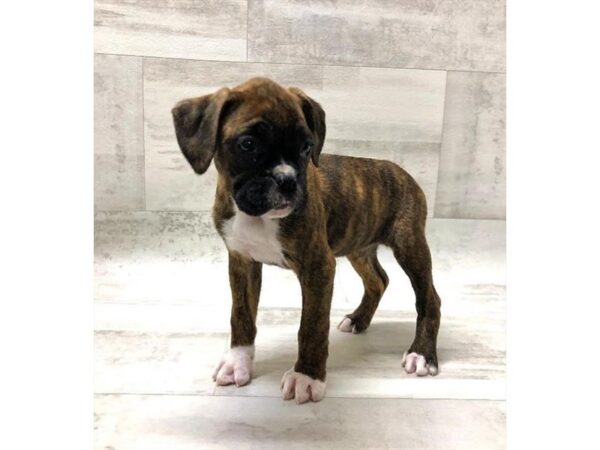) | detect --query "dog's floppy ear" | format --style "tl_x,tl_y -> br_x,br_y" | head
289,87 -> 326,167
171,87 -> 230,174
